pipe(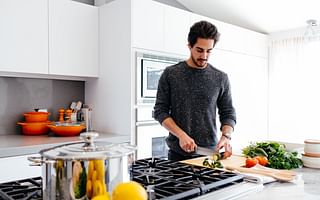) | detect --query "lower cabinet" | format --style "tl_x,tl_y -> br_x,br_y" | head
0,154 -> 41,183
